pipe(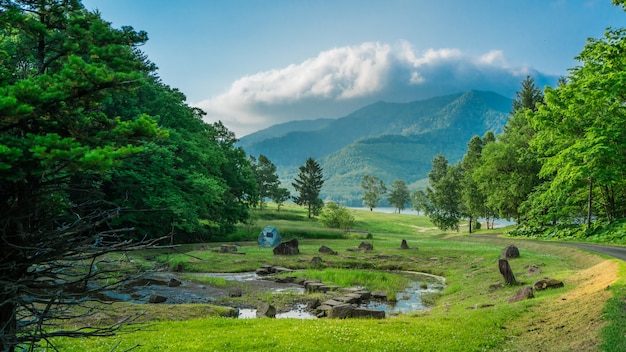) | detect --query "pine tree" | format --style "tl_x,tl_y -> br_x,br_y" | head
0,1 -> 163,349
292,157 -> 324,218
